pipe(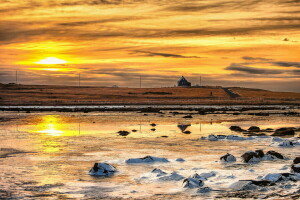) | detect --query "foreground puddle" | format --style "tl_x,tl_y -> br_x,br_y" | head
0,111 -> 299,199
